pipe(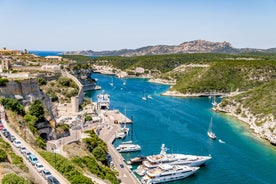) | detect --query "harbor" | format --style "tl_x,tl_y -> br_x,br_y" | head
96,110 -> 140,184
85,73 -> 276,184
